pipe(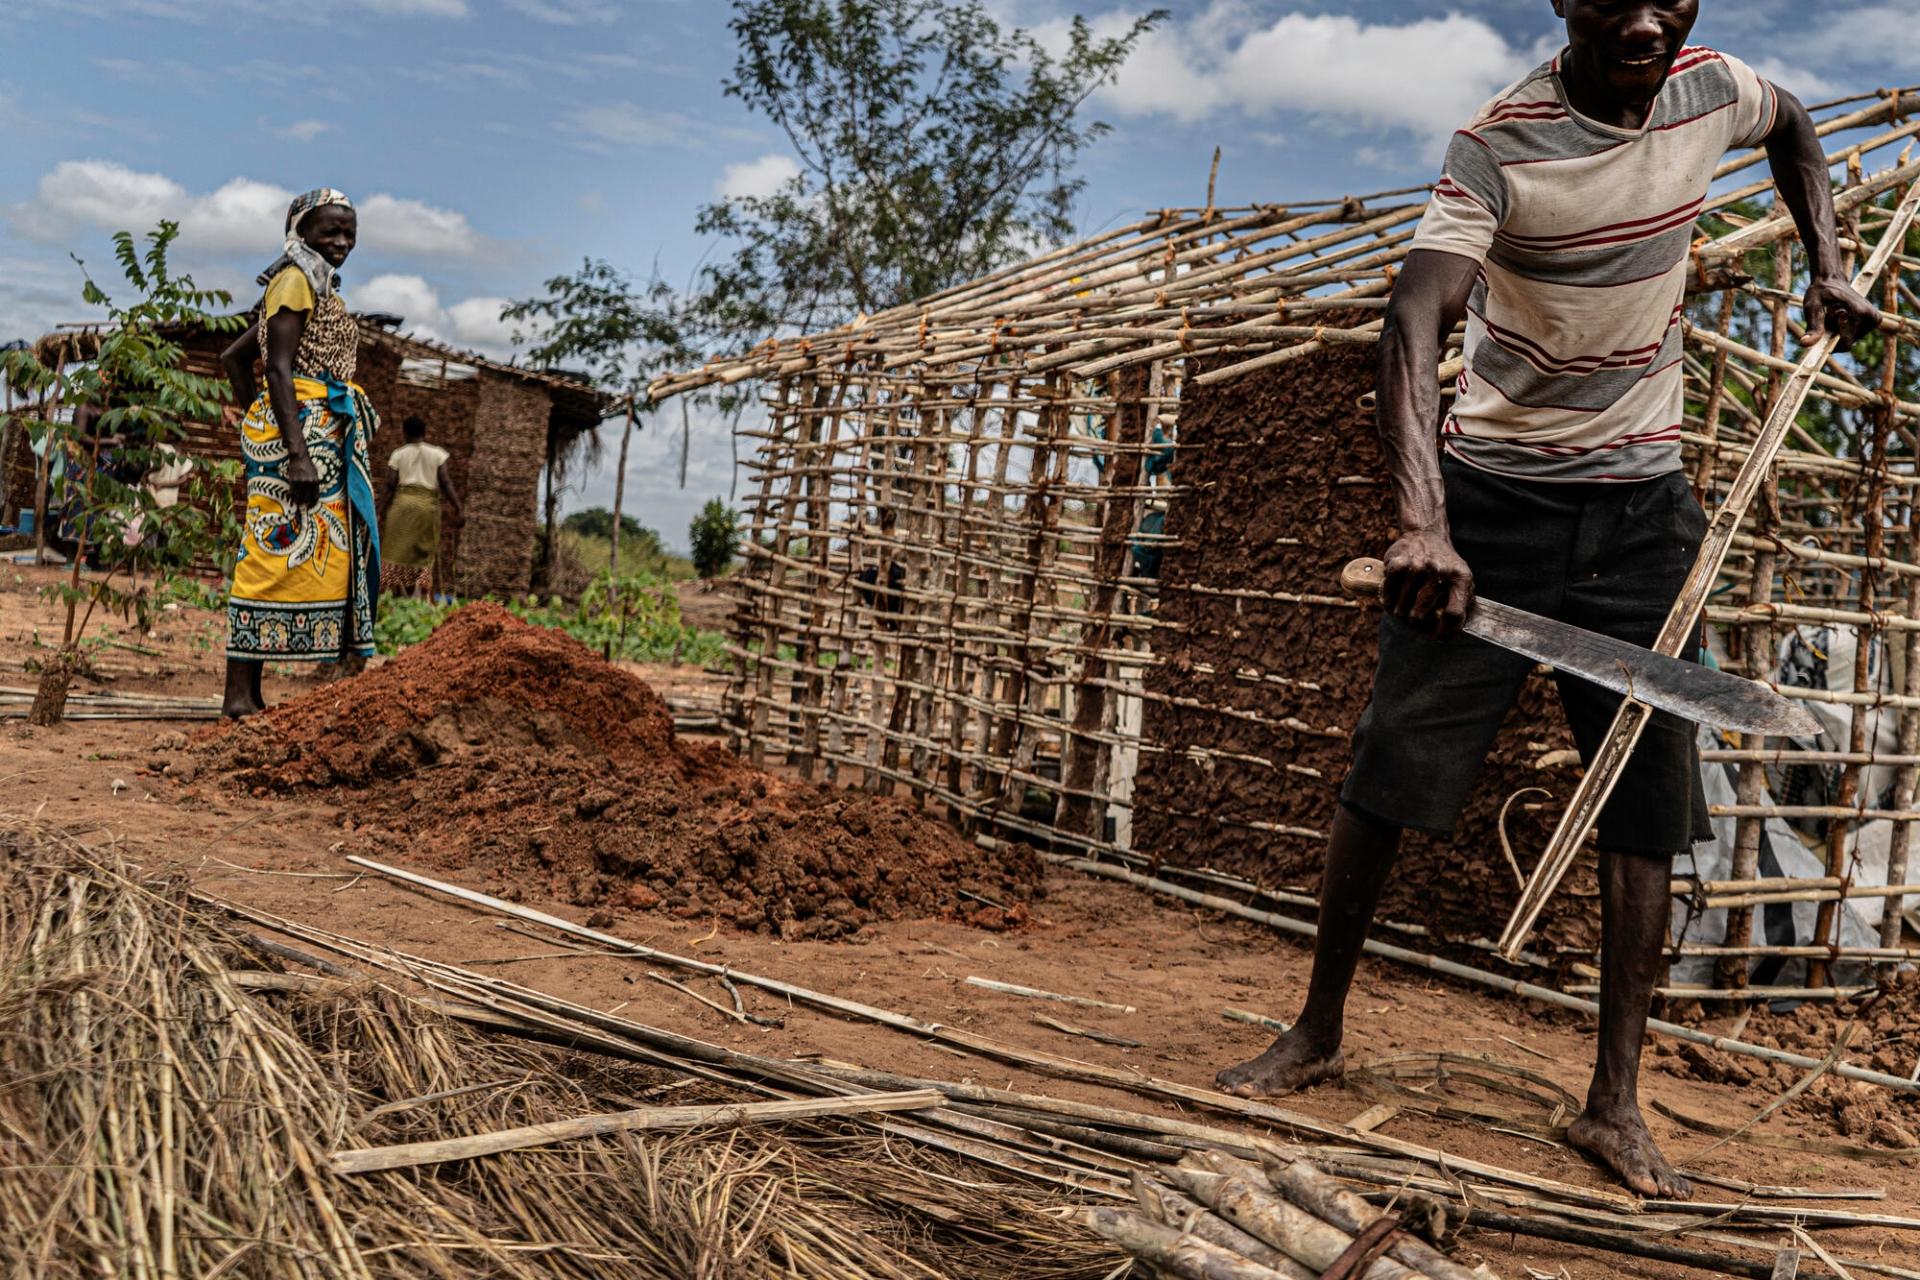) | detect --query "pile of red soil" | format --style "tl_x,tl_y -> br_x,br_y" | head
192,604 -> 1041,939
1651,971 -> 1920,1147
